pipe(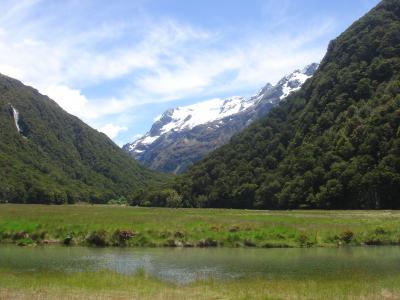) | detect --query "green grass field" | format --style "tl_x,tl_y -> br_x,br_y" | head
0,204 -> 400,247
1,205 -> 400,299
0,269 -> 399,299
